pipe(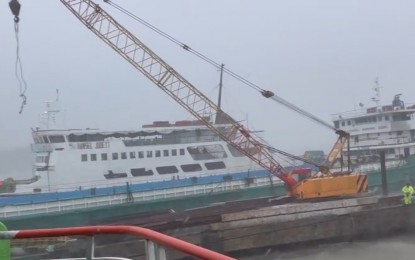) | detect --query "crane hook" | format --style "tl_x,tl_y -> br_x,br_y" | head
9,0 -> 21,23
